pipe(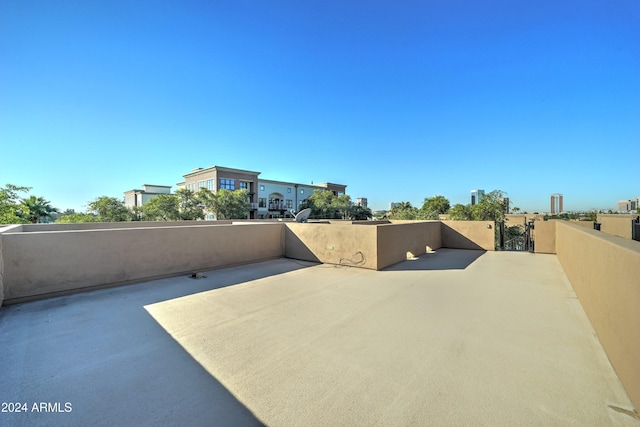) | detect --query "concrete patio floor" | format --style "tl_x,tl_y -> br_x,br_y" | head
1,249 -> 638,426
